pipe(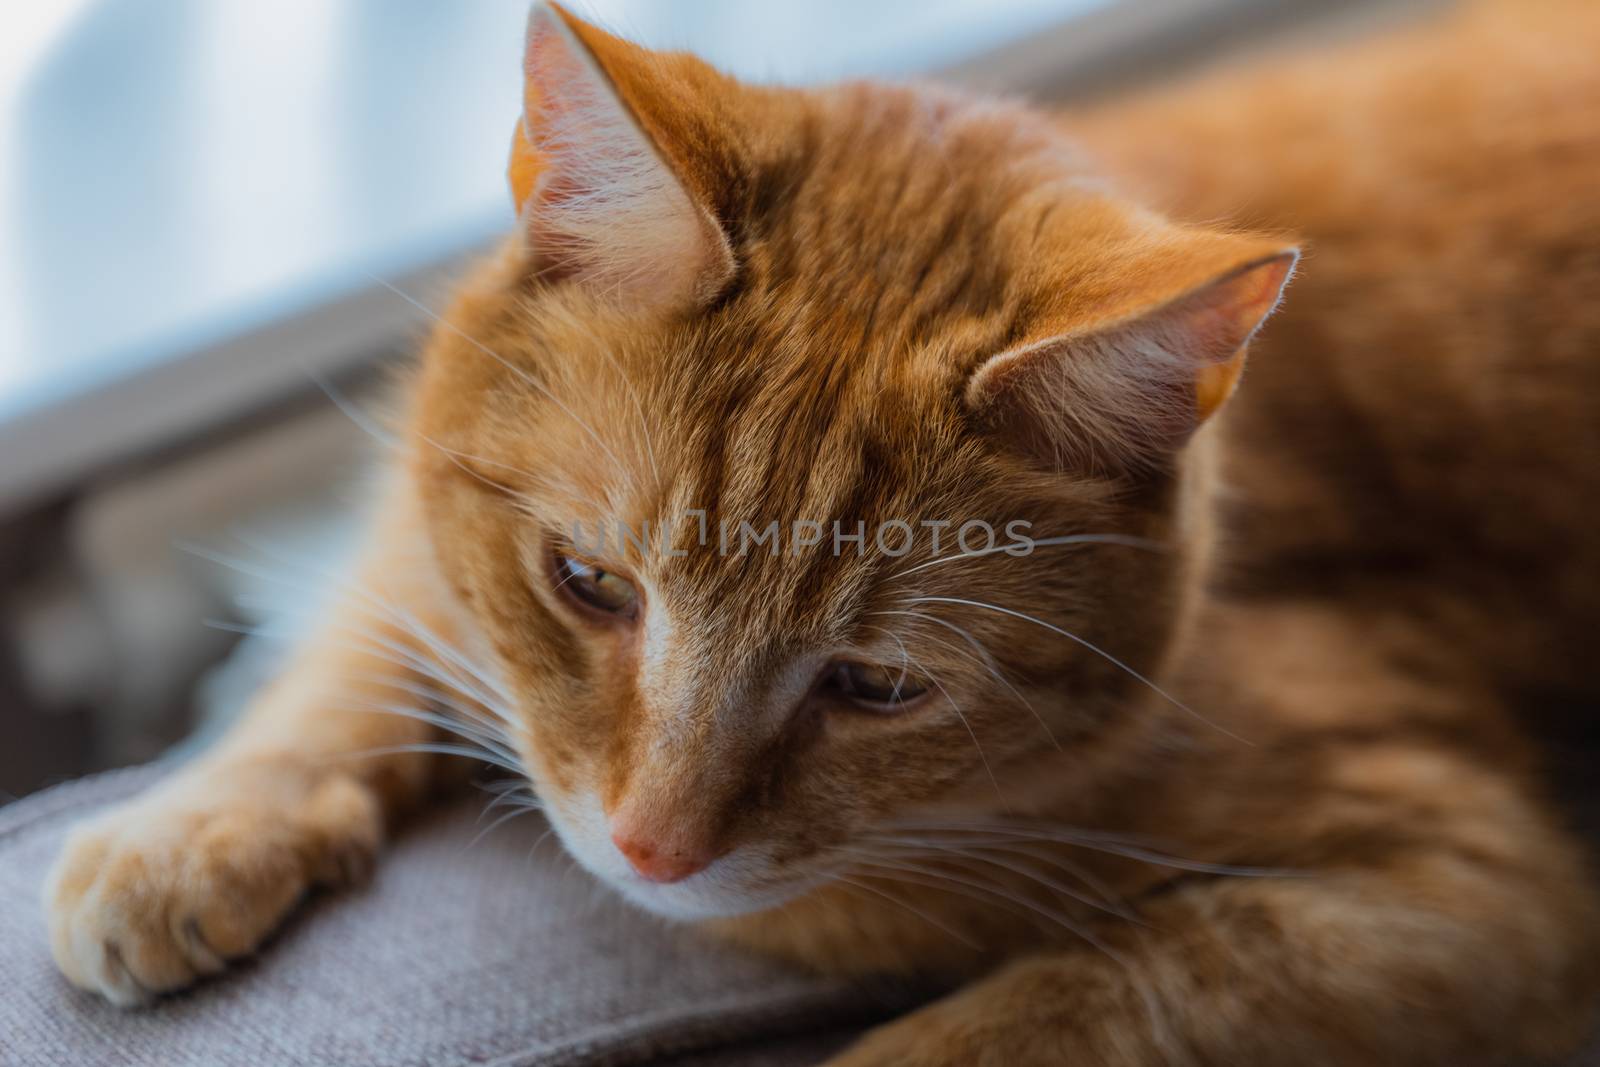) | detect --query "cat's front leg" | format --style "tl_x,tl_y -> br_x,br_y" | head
44,743 -> 392,1005
44,494 -> 479,1004
827,756 -> 1600,1066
